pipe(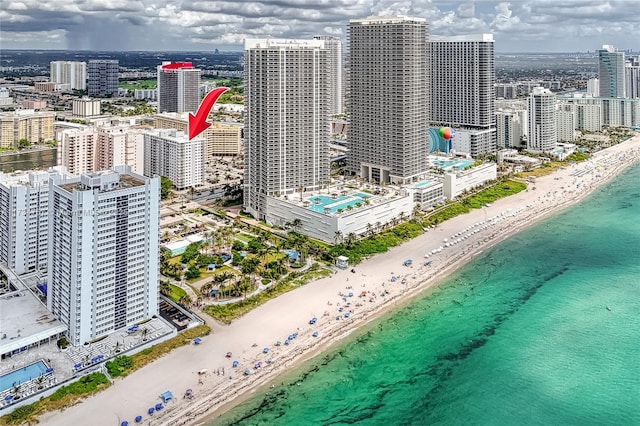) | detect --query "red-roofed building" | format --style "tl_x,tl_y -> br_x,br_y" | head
157,61 -> 201,113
